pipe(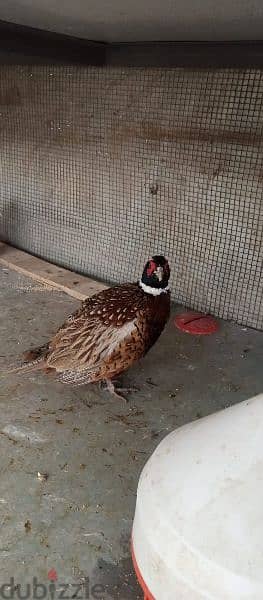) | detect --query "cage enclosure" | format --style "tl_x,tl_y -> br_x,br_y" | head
0,7 -> 262,600
0,18 -> 262,331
